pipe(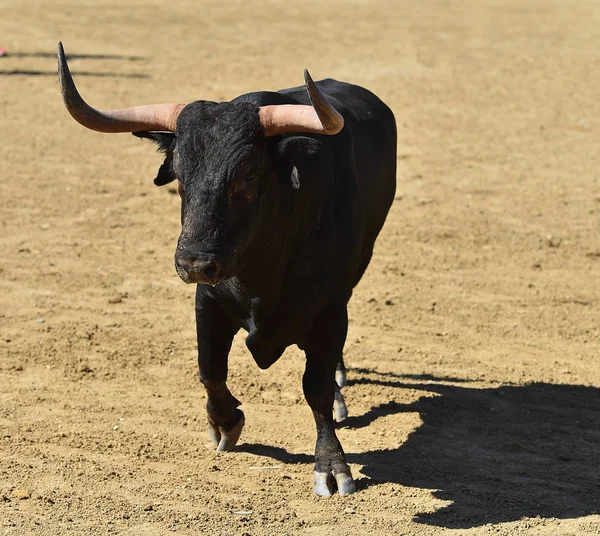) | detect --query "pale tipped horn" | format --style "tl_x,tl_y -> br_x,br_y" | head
57,42 -> 185,133
259,69 -> 344,136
